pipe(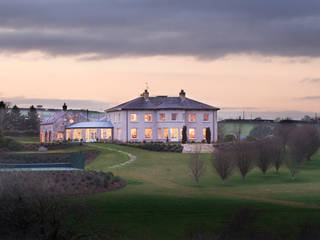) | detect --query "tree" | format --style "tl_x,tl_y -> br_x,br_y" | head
218,122 -> 226,142
285,151 -> 300,180
249,124 -> 273,140
8,105 -> 24,131
189,146 -> 205,184
302,125 -> 320,161
25,105 -> 40,135
232,141 -> 255,180
182,126 -> 187,144
255,139 -> 274,176
0,101 -> 9,131
232,122 -> 243,141
288,126 -> 309,164
206,127 -> 211,144
269,137 -> 285,174
274,120 -> 296,150
211,148 -> 234,184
